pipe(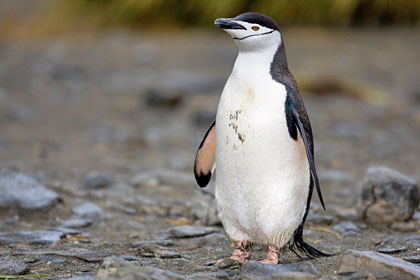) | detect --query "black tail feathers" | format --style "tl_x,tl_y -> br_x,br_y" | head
289,225 -> 330,258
